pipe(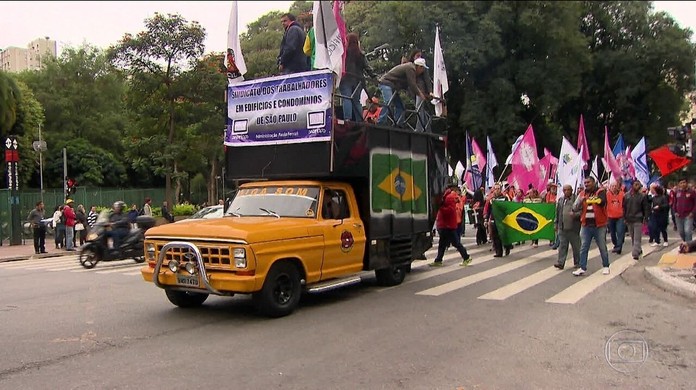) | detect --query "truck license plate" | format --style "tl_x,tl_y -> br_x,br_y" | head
176,274 -> 200,287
